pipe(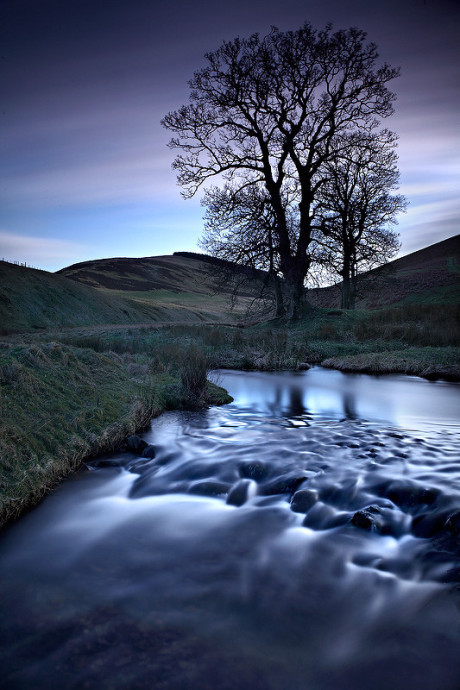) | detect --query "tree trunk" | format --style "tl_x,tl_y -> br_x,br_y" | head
284,273 -> 306,321
350,275 -> 356,309
340,250 -> 356,310
272,274 -> 286,318
341,274 -> 352,309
